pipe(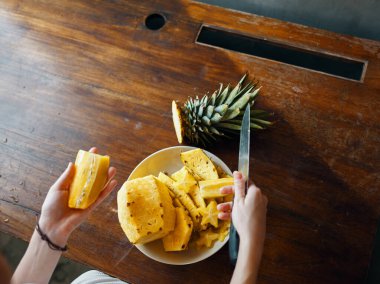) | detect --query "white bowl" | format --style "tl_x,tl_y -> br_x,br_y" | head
127,146 -> 232,265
